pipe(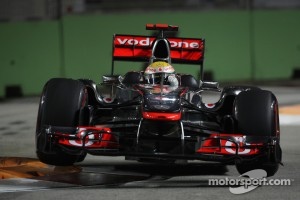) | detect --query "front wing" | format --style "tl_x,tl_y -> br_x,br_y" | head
41,125 -> 280,164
